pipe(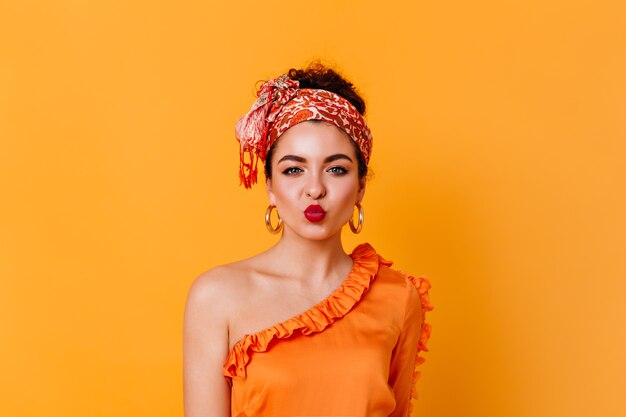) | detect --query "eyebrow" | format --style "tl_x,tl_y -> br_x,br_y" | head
277,153 -> 354,164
